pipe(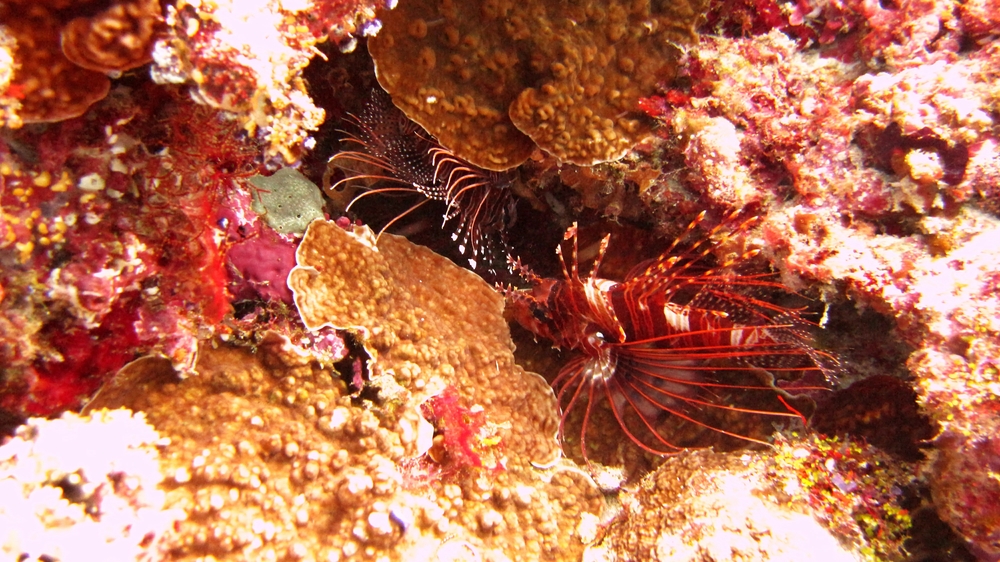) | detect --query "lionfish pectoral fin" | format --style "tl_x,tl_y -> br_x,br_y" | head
588,234 -> 612,281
